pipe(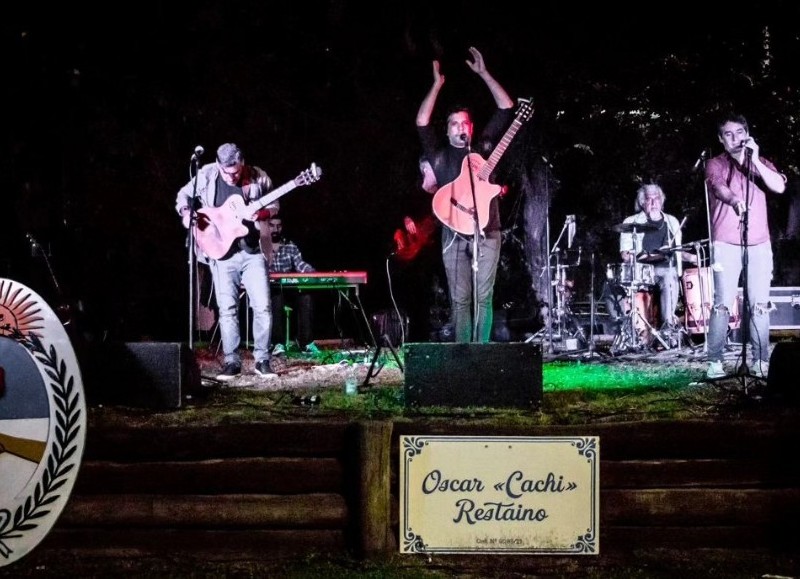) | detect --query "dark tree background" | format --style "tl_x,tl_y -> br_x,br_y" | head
3,1 -> 799,342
